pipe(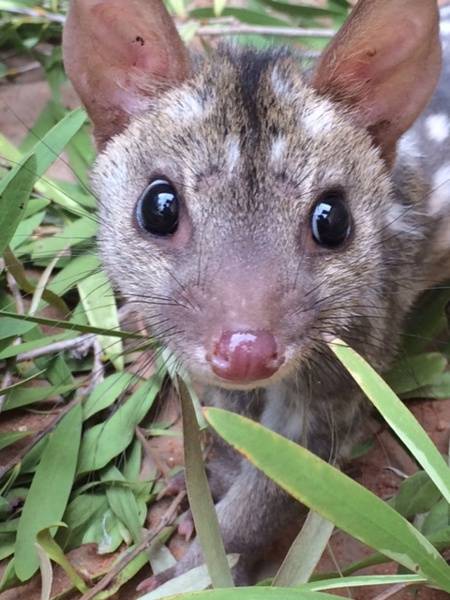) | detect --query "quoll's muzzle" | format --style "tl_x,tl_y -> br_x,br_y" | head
209,329 -> 285,383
